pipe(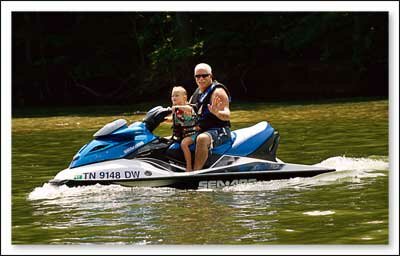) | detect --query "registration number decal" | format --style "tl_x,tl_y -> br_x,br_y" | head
75,170 -> 141,180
